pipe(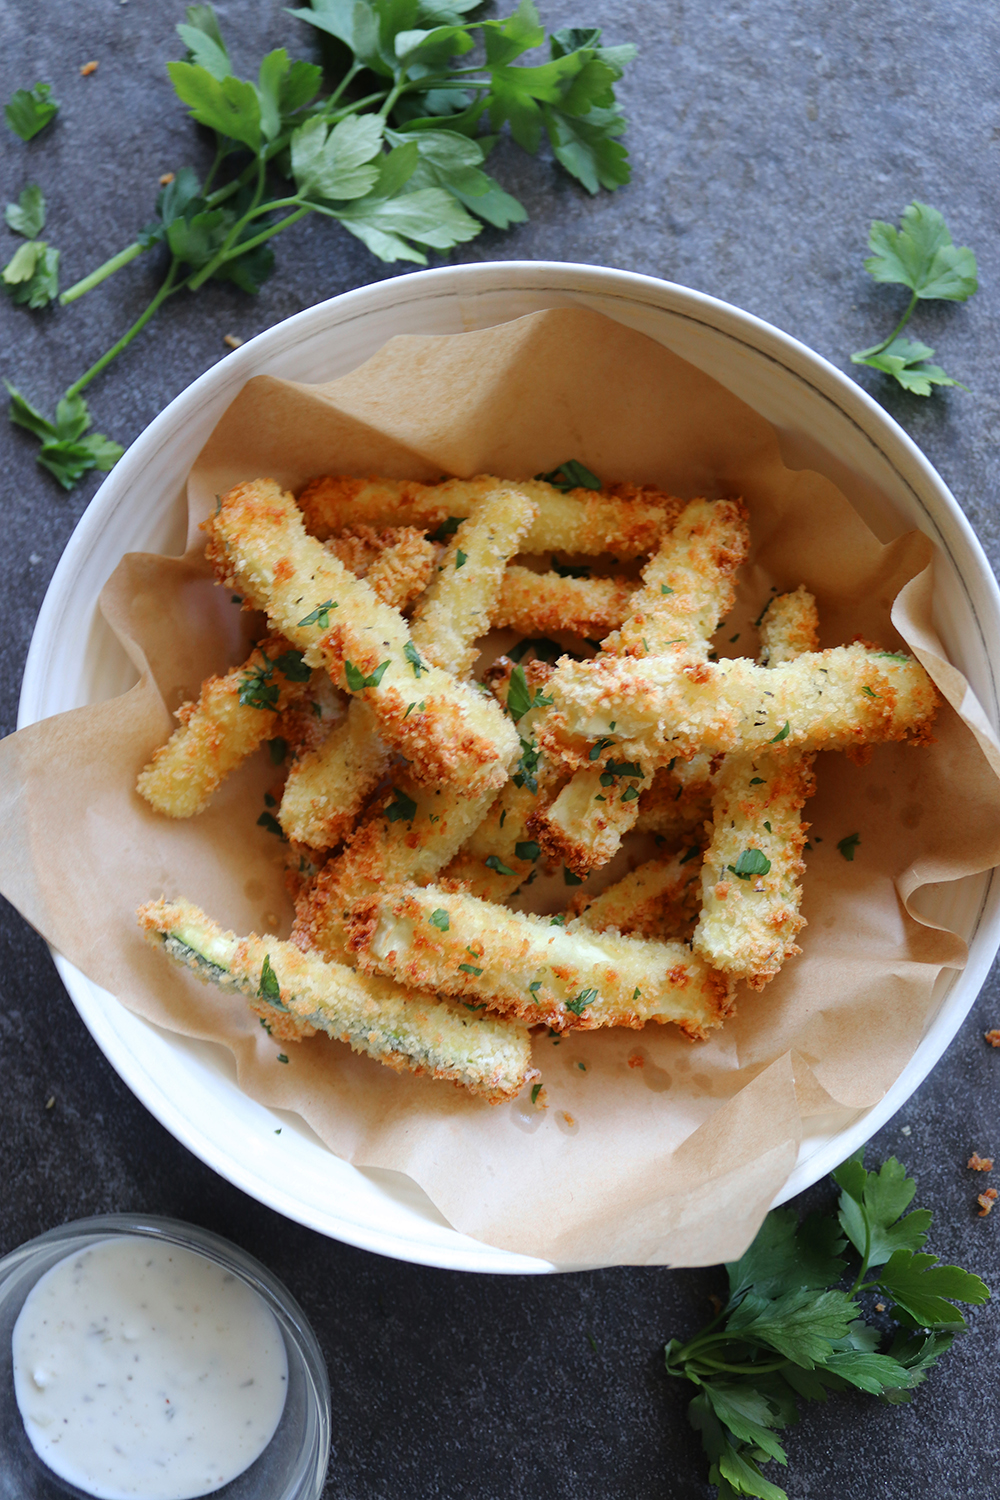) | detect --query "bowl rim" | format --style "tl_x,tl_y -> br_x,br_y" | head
18,258 -> 1000,1271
